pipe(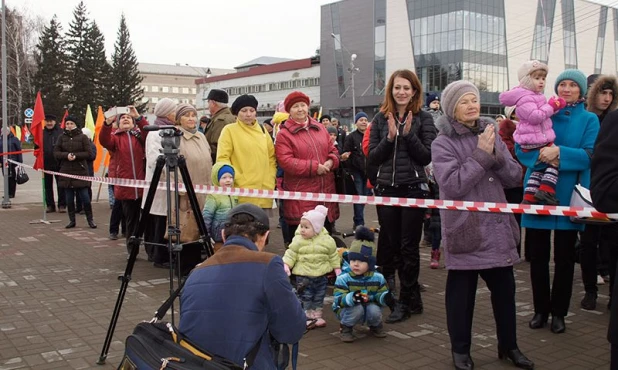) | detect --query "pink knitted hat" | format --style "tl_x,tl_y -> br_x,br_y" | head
301,205 -> 328,233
